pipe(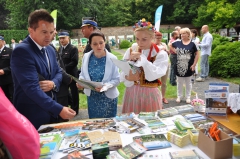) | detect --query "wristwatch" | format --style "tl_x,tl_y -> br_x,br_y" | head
52,82 -> 57,91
